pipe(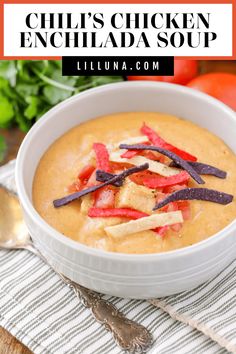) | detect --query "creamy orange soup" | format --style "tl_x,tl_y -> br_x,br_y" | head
33,112 -> 236,254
